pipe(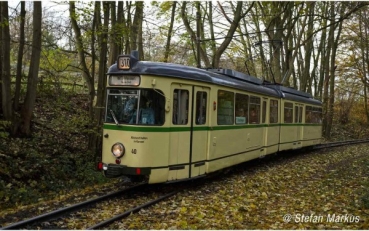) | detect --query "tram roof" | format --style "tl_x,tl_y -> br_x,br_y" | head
107,57 -> 321,106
